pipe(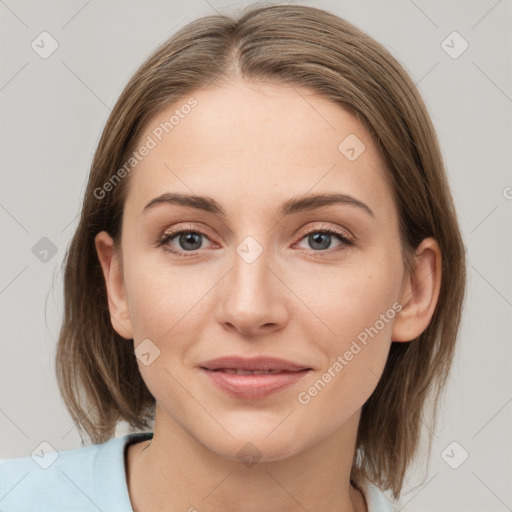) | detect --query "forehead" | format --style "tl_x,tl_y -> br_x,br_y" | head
124,79 -> 395,220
